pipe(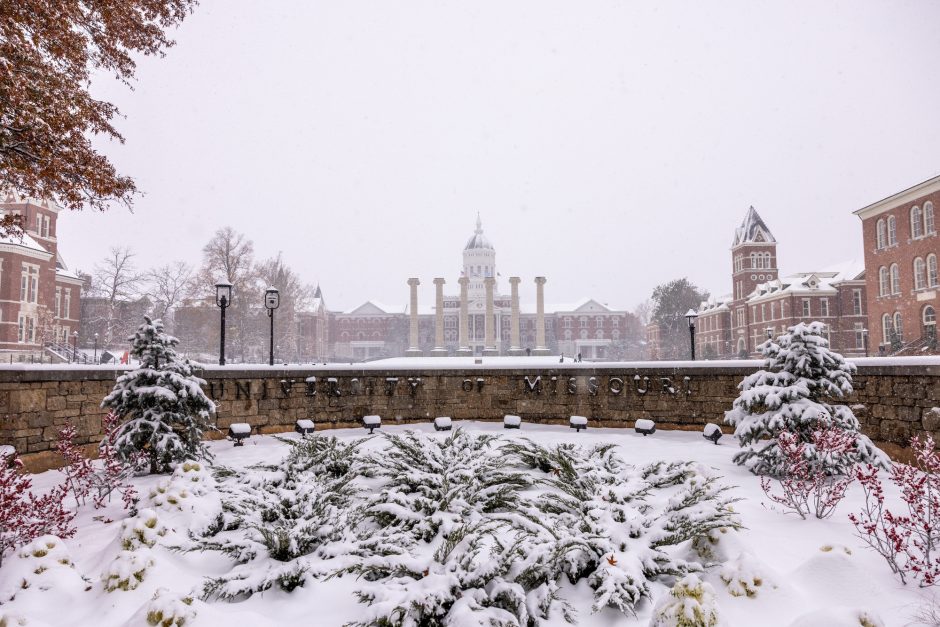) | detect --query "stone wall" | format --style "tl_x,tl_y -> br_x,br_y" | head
1,362 -> 937,471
